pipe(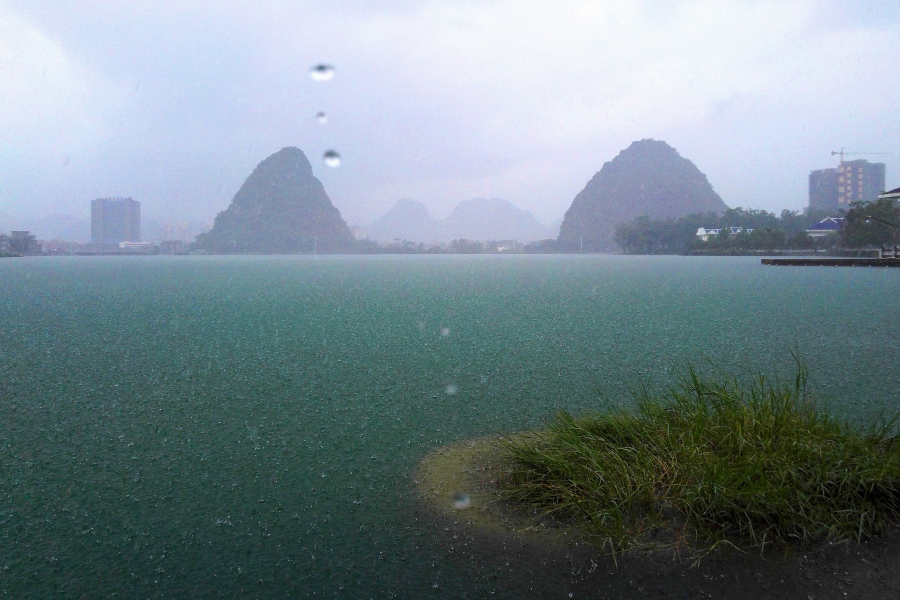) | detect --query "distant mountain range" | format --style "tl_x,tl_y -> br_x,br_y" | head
10,140 -> 723,254
366,197 -> 552,243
